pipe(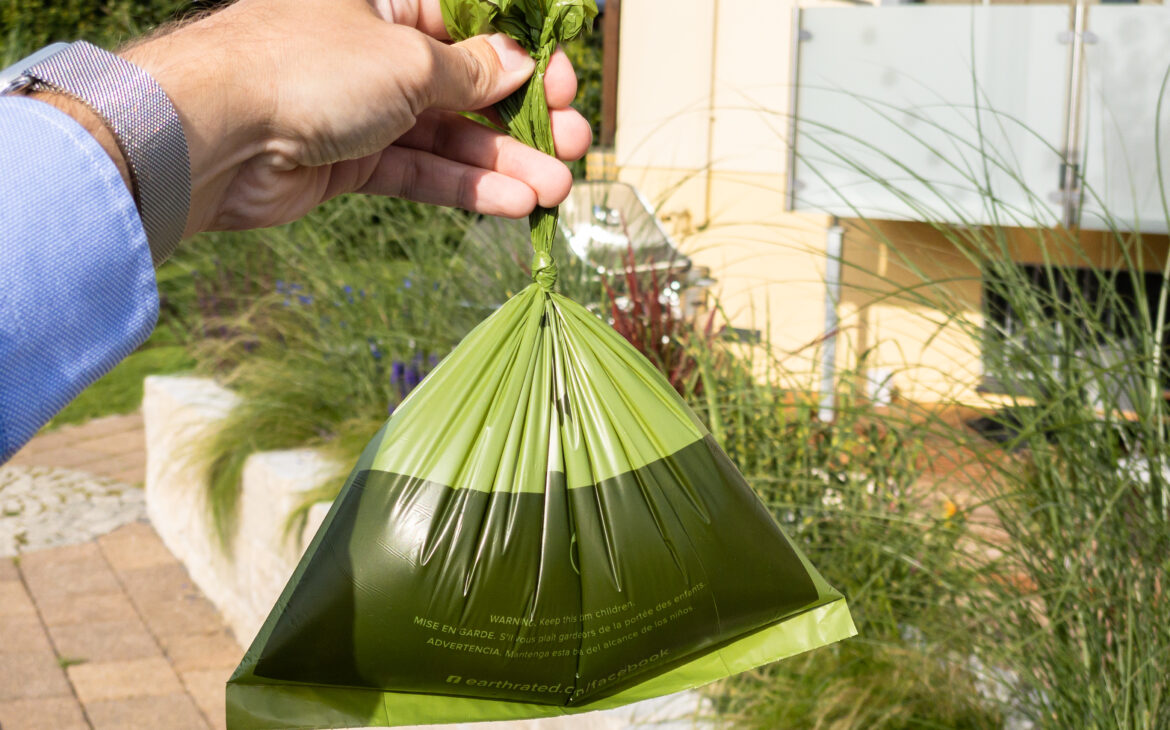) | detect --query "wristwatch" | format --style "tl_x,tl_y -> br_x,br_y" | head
1,41 -> 191,267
